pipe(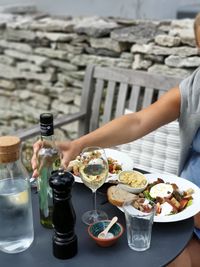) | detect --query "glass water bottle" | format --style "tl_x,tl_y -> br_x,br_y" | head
0,136 -> 34,253
37,113 -> 60,228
